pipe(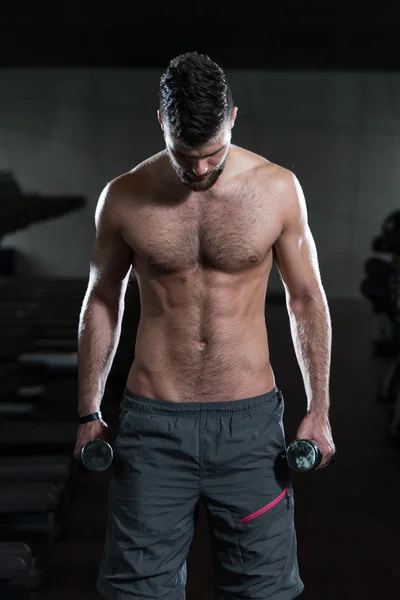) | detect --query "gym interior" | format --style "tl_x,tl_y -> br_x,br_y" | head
1,15 -> 400,600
